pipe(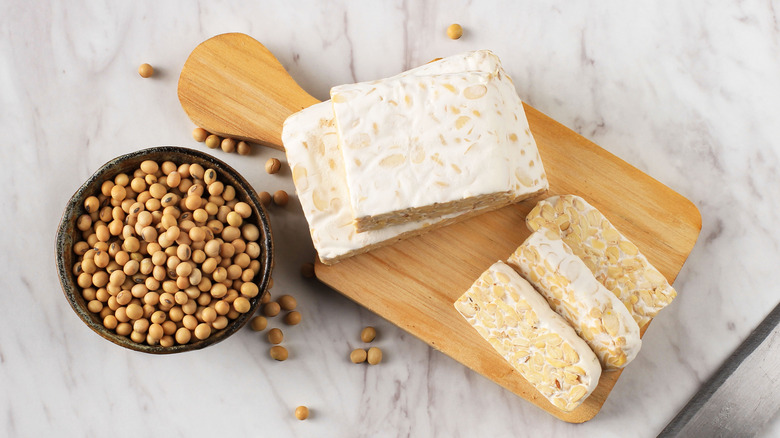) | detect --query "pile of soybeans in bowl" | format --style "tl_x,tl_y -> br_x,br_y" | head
56,146 -> 273,353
